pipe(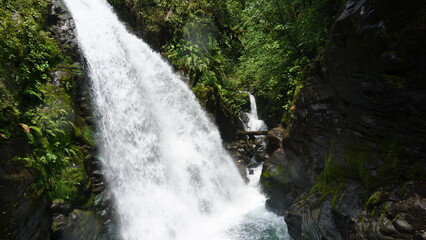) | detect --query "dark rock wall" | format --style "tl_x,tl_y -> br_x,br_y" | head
262,0 -> 426,239
0,141 -> 50,239
48,0 -> 80,61
0,0 -> 102,238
